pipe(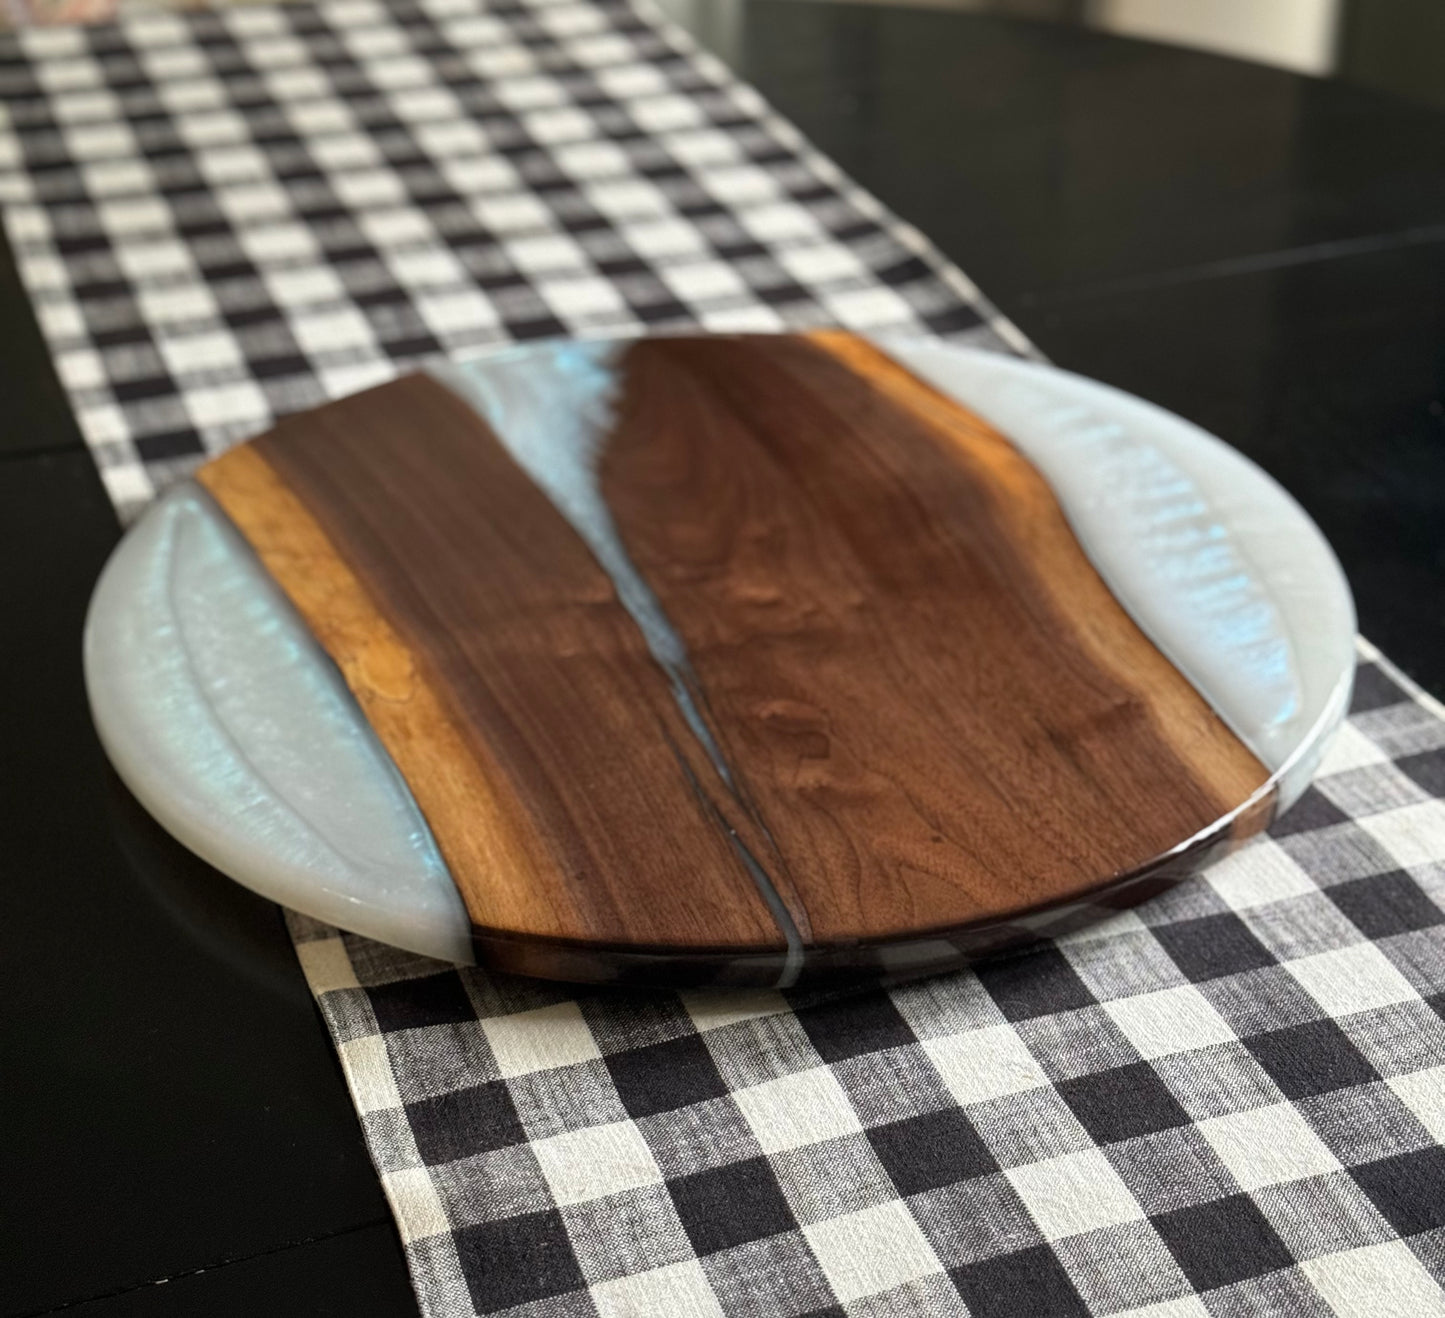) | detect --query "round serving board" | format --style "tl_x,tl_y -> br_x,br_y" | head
85,333 -> 1356,986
